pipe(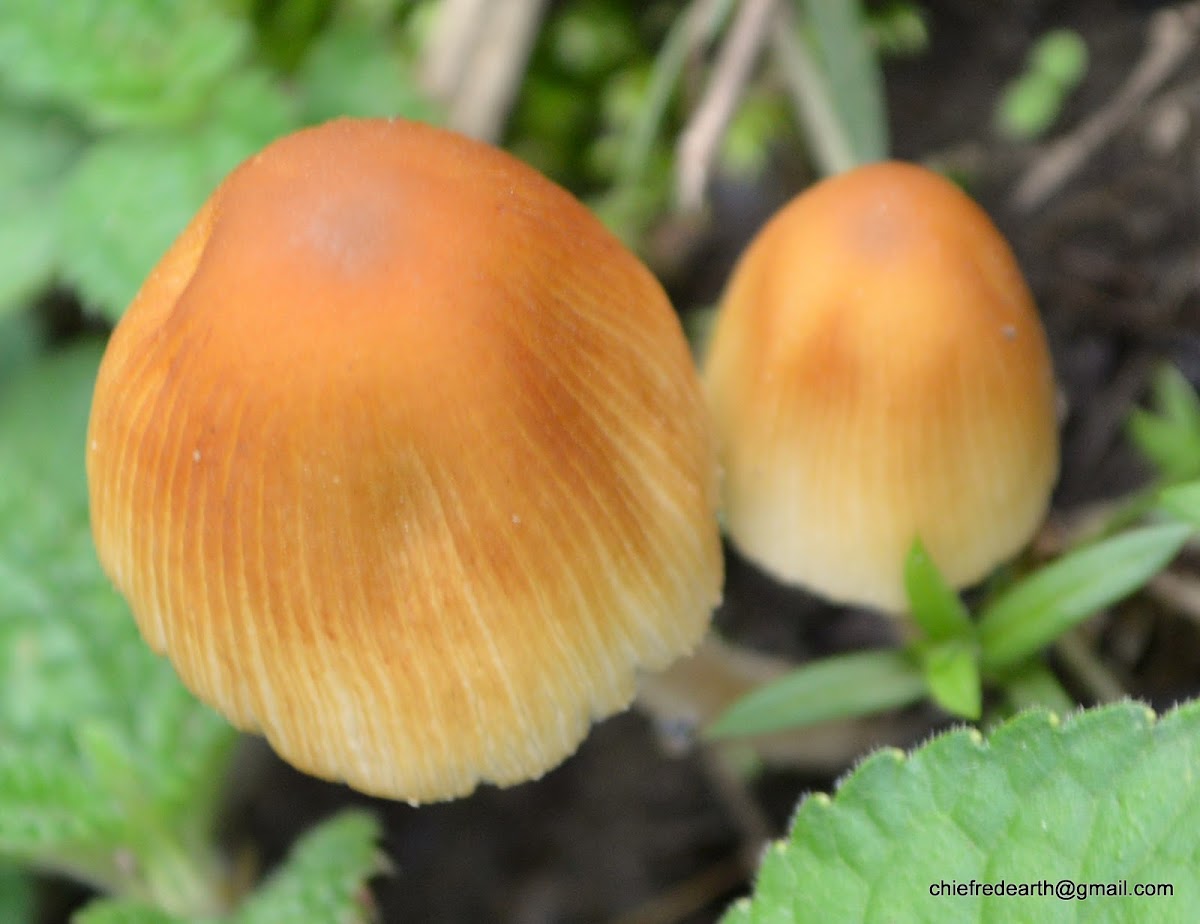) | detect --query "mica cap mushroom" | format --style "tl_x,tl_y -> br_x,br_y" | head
86,117 -> 722,803
703,161 -> 1058,613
